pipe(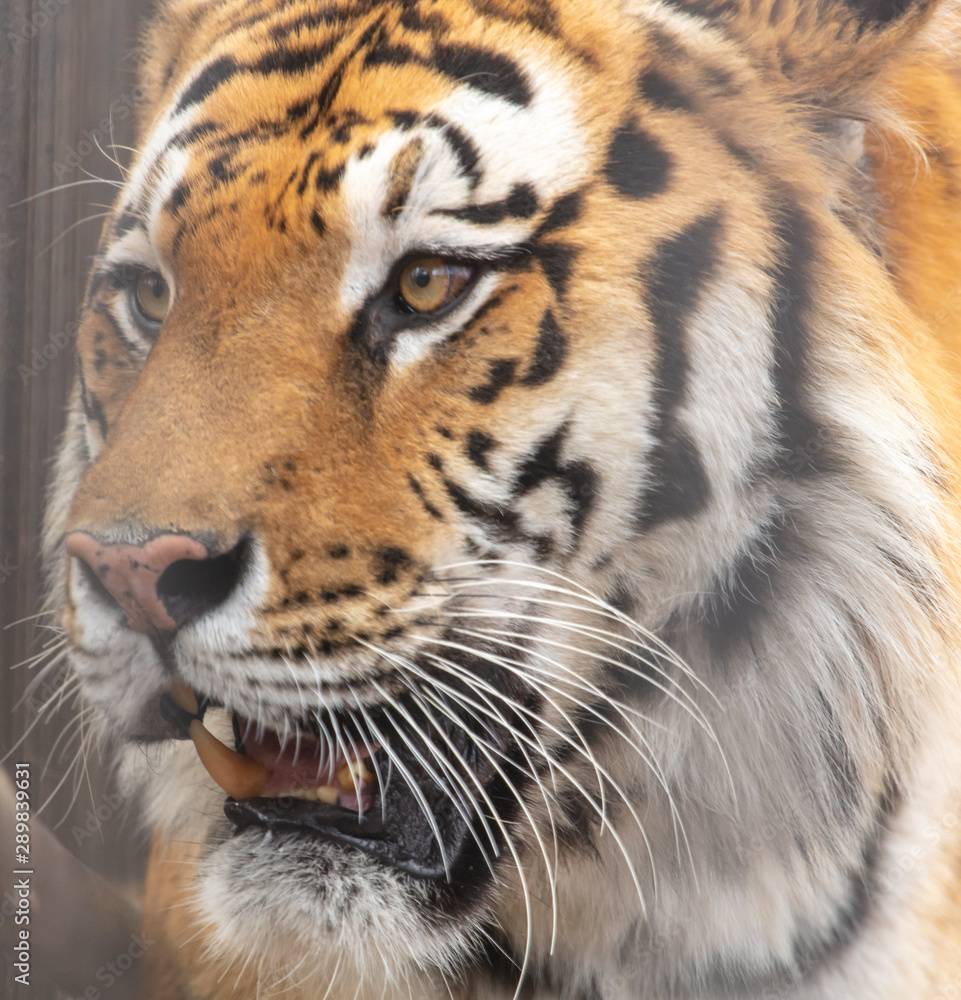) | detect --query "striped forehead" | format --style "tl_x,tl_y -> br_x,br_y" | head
112,10 -> 587,259
338,64 -> 586,311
